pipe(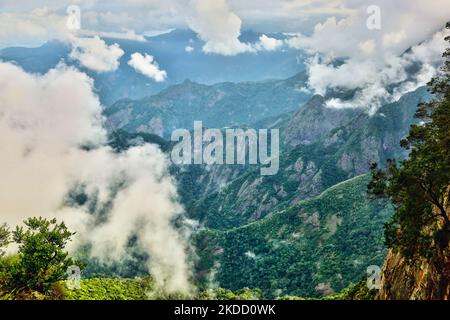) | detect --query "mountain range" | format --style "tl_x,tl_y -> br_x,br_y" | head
104,69 -> 430,296
0,32 -> 436,297
0,30 -> 304,105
